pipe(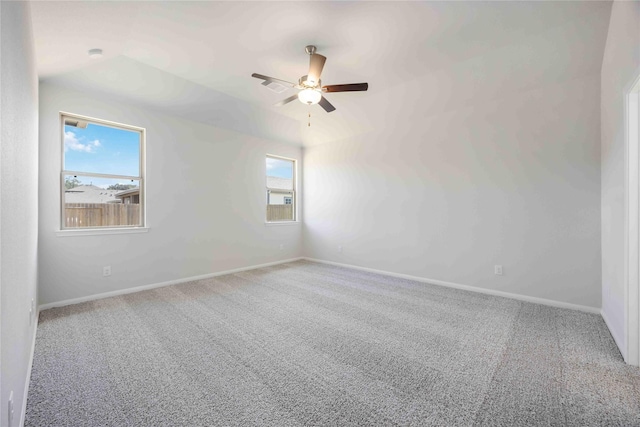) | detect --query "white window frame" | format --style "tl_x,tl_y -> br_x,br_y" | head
266,154 -> 297,223
60,112 -> 146,231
